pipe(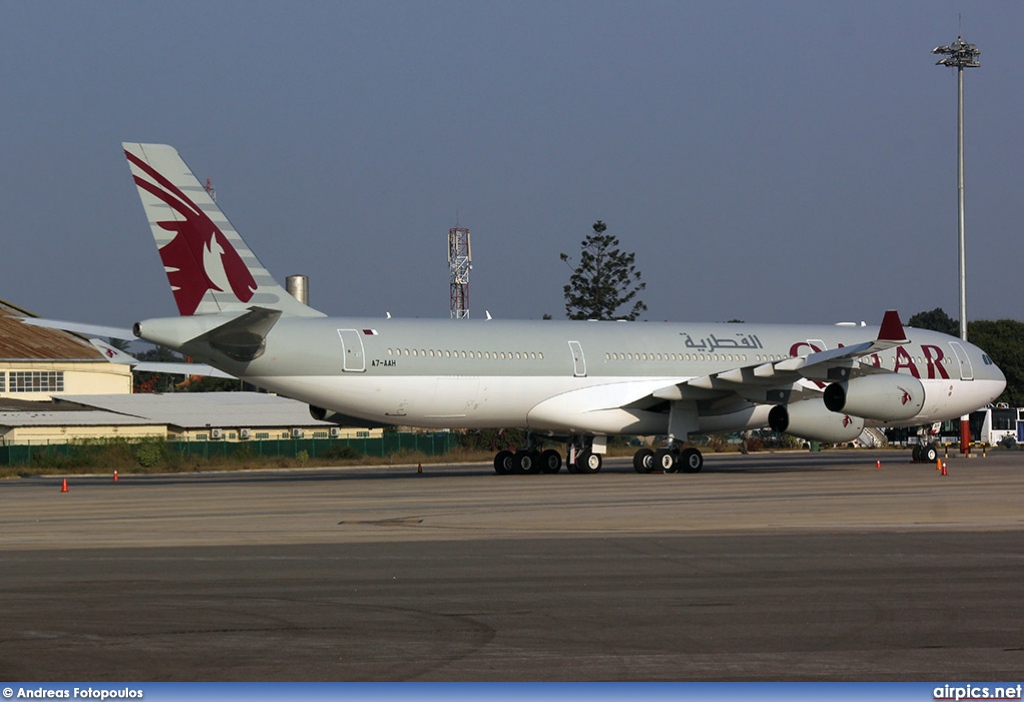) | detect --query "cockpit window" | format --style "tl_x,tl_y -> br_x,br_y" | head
982,354 -> 993,365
